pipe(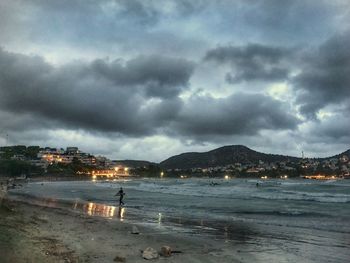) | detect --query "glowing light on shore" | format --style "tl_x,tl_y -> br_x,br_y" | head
304,174 -> 338,180
87,202 -> 94,216
120,207 -> 125,221
158,213 -> 162,225
224,175 -> 229,180
109,206 -> 116,218
85,202 -> 116,218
